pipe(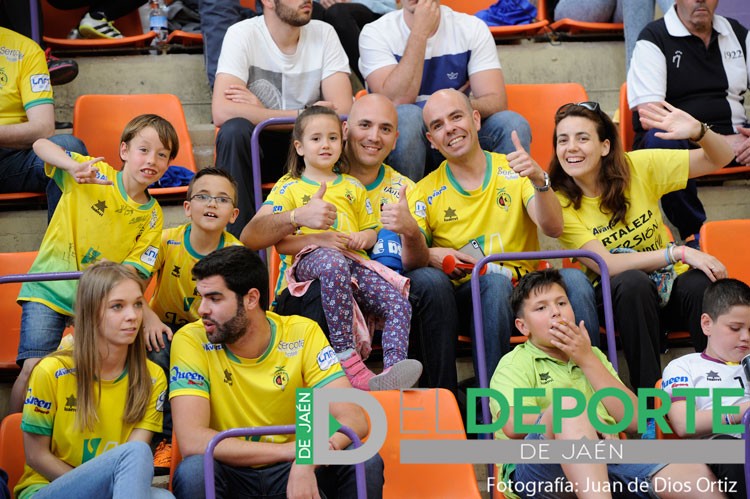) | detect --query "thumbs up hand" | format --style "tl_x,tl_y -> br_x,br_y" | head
506,130 -> 546,186
296,182 -> 337,230
381,184 -> 419,236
